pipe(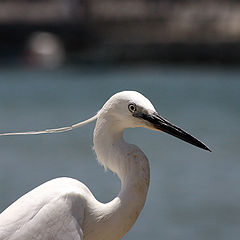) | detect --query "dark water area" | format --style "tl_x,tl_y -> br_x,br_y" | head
0,64 -> 239,240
